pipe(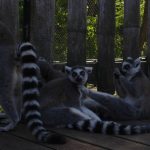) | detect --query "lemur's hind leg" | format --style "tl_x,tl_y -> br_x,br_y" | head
0,112 -> 10,123
81,86 -> 139,120
0,97 -> 22,130
0,83 -> 22,129
0,109 -> 19,132
80,106 -> 101,121
0,22 -> 20,131
41,107 -> 92,128
0,112 -> 12,128
0,114 -> 11,125
83,98 -> 112,120
0,112 -> 7,119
